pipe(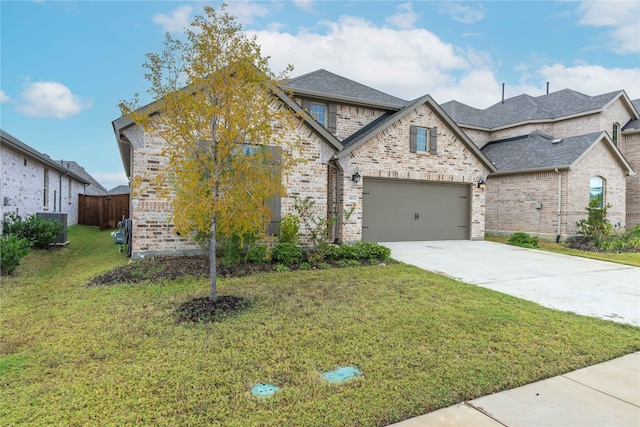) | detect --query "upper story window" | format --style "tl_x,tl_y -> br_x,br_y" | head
589,176 -> 605,209
310,103 -> 326,126
612,123 -> 619,146
416,127 -> 428,152
410,125 -> 438,154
